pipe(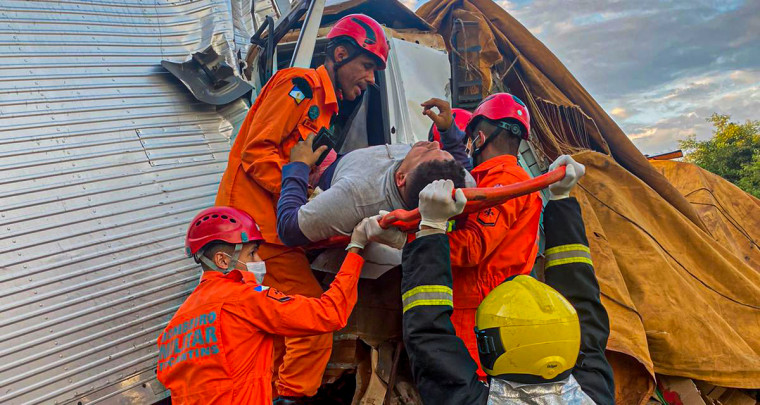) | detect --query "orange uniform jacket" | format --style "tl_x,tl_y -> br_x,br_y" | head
156,253 -> 363,404
448,154 -> 542,371
215,66 -> 338,243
